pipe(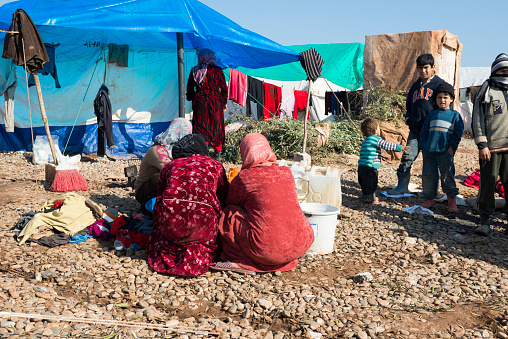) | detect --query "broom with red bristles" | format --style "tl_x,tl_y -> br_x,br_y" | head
50,163 -> 89,192
31,74 -> 89,192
